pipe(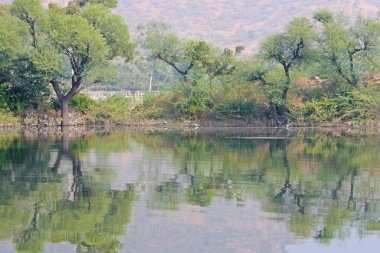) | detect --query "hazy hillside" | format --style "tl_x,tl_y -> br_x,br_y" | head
2,0 -> 380,52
